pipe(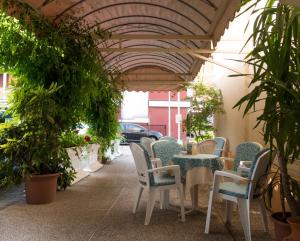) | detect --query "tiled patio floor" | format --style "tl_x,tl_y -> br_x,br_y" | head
0,146 -> 274,241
